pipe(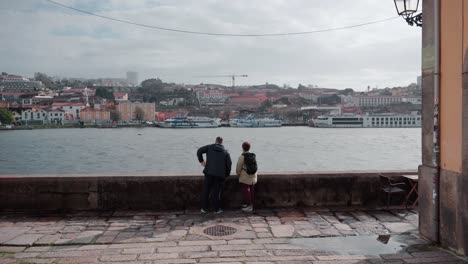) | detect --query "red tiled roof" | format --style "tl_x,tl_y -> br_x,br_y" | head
52,102 -> 86,107
0,75 -> 23,79
0,92 -> 38,95
48,109 -> 64,113
230,95 -> 268,103
81,107 -> 110,112
113,92 -> 127,97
